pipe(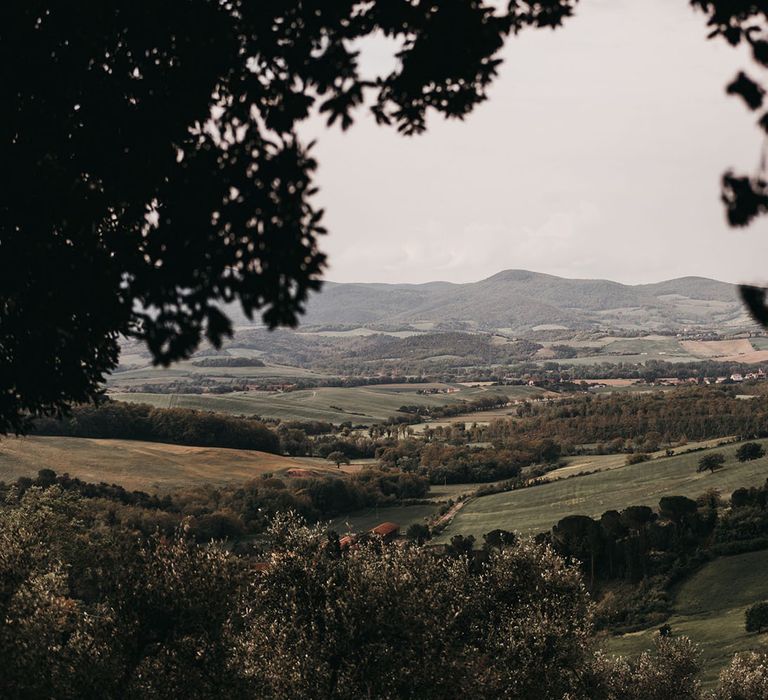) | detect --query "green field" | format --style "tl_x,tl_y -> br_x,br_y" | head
434,439 -> 768,541
599,337 -> 689,356
0,436 -> 339,491
553,352 -> 703,366
111,383 -> 542,425
541,439 -> 735,481
327,503 -> 439,535
606,549 -> 768,686
326,479 -> 501,535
